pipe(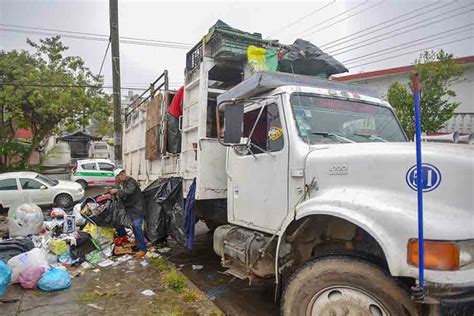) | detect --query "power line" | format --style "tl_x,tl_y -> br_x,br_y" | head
320,0 -> 448,49
0,27 -> 192,50
268,0 -> 336,37
98,40 -> 111,77
342,24 -> 474,64
328,4 -> 474,55
304,0 -> 385,37
347,35 -> 474,69
0,23 -> 193,47
0,82 -> 146,90
298,0 -> 369,36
